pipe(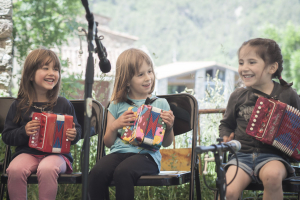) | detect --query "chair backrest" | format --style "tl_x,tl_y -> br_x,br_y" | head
97,93 -> 199,163
0,97 -> 15,133
70,99 -> 104,139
